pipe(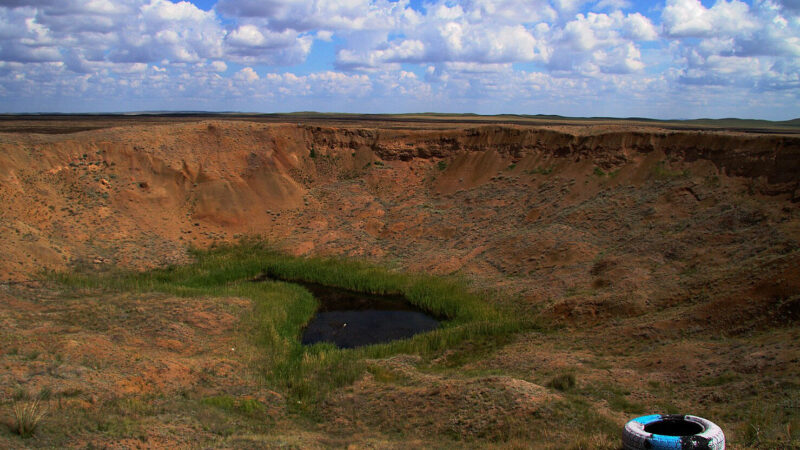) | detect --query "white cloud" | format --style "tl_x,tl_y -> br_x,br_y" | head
662,0 -> 800,91
623,12 -> 658,41
0,8 -> 62,62
235,66 -> 259,82
227,25 -> 272,47
0,0 -> 228,67
342,23 -> 545,68
446,0 -> 557,24
307,71 -> 371,95
0,0 -> 317,69
226,29 -> 313,64
230,69 -> 373,98
125,0 -> 224,62
32,0 -> 136,33
210,60 -> 227,72
662,0 -> 757,38
443,62 -> 513,73
548,11 -> 656,74
316,30 -> 333,41
333,1 -> 556,70
216,0 -> 417,32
